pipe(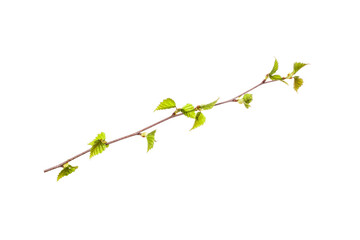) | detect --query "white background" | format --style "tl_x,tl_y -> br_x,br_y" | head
1,0 -> 359,239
